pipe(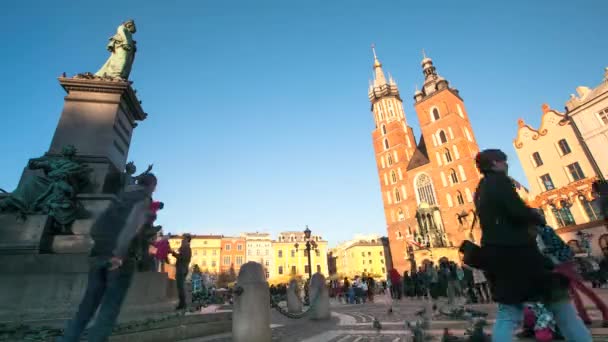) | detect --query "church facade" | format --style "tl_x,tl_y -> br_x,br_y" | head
368,50 -> 482,272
